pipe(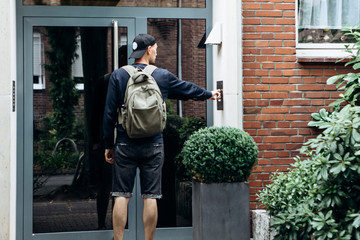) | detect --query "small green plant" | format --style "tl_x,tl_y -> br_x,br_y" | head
181,126 -> 258,183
